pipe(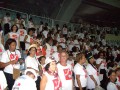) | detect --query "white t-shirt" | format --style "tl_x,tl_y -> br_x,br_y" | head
12,75 -> 37,90
52,52 -> 60,63
86,64 -> 100,89
9,32 -> 20,49
57,38 -> 66,48
96,58 -> 107,71
3,16 -> 11,24
0,44 -> 4,61
44,72 -> 62,90
25,56 -> 39,71
67,60 -> 74,70
57,63 -> 73,90
107,82 -> 118,90
74,63 -> 87,88
0,31 -> 3,44
0,71 -> 7,90
42,30 -> 48,38
28,21 -> 34,28
0,50 -> 21,74
25,35 -> 34,50
46,43 -> 52,57
62,28 -> 68,35
17,29 -> 27,42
